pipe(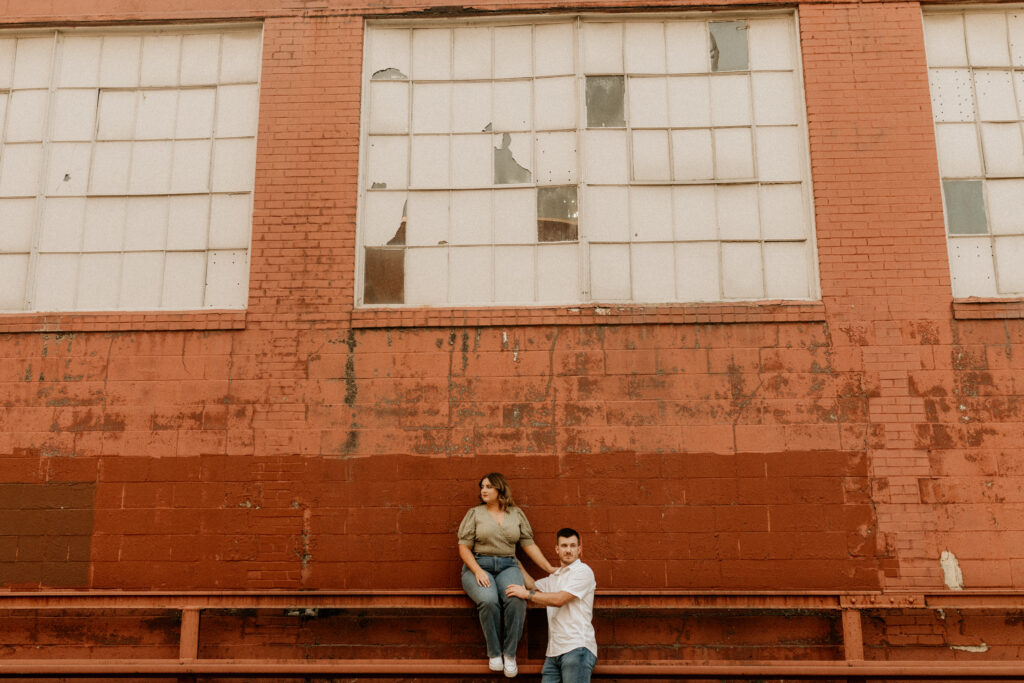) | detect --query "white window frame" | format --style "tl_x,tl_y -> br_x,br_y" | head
355,11 -> 820,308
0,23 -> 262,313
923,6 -> 1024,299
